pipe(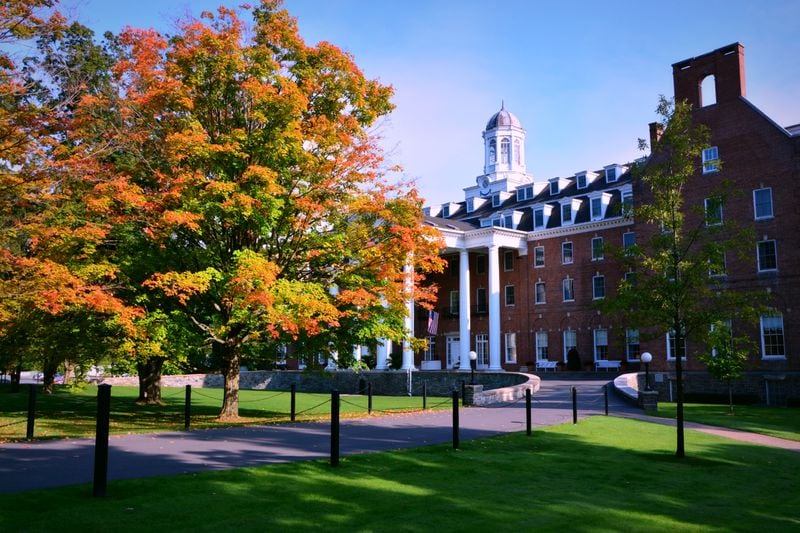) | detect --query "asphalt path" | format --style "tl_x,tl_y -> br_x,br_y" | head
0,379 -> 635,494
